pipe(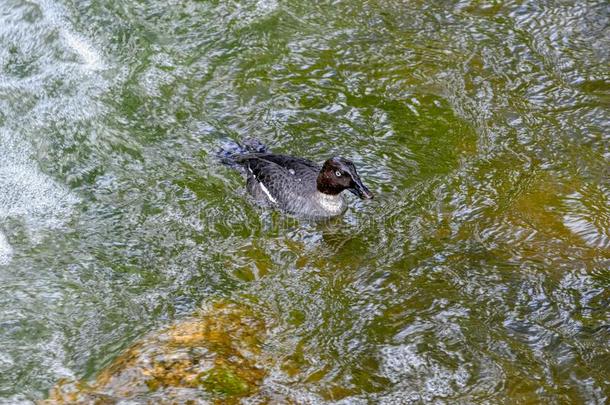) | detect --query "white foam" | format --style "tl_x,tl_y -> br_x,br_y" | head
216,0 -> 279,30
0,231 -> 13,265
256,0 -> 278,12
0,0 -> 110,265
0,164 -> 79,228
61,30 -> 104,70
38,0 -> 105,71
0,396 -> 31,405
